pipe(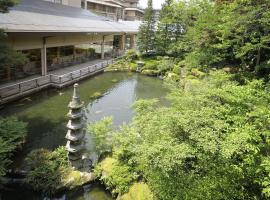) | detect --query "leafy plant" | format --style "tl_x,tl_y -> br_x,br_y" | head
0,117 -> 27,177
108,71 -> 270,200
25,147 -> 70,196
87,117 -> 113,155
